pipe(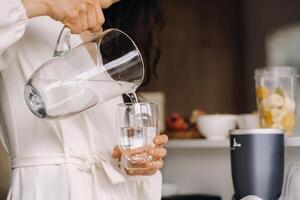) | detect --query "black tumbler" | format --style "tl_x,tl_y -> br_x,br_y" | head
230,129 -> 284,200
